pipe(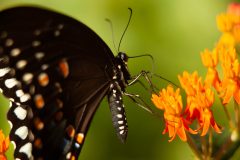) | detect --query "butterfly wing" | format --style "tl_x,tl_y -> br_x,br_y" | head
0,6 -> 115,159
